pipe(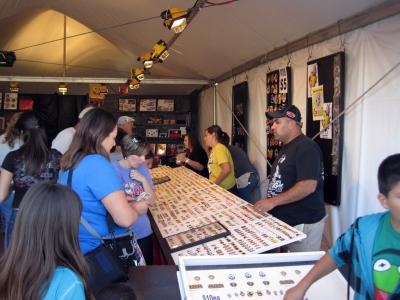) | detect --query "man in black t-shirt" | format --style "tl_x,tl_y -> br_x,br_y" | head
255,105 -> 326,252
